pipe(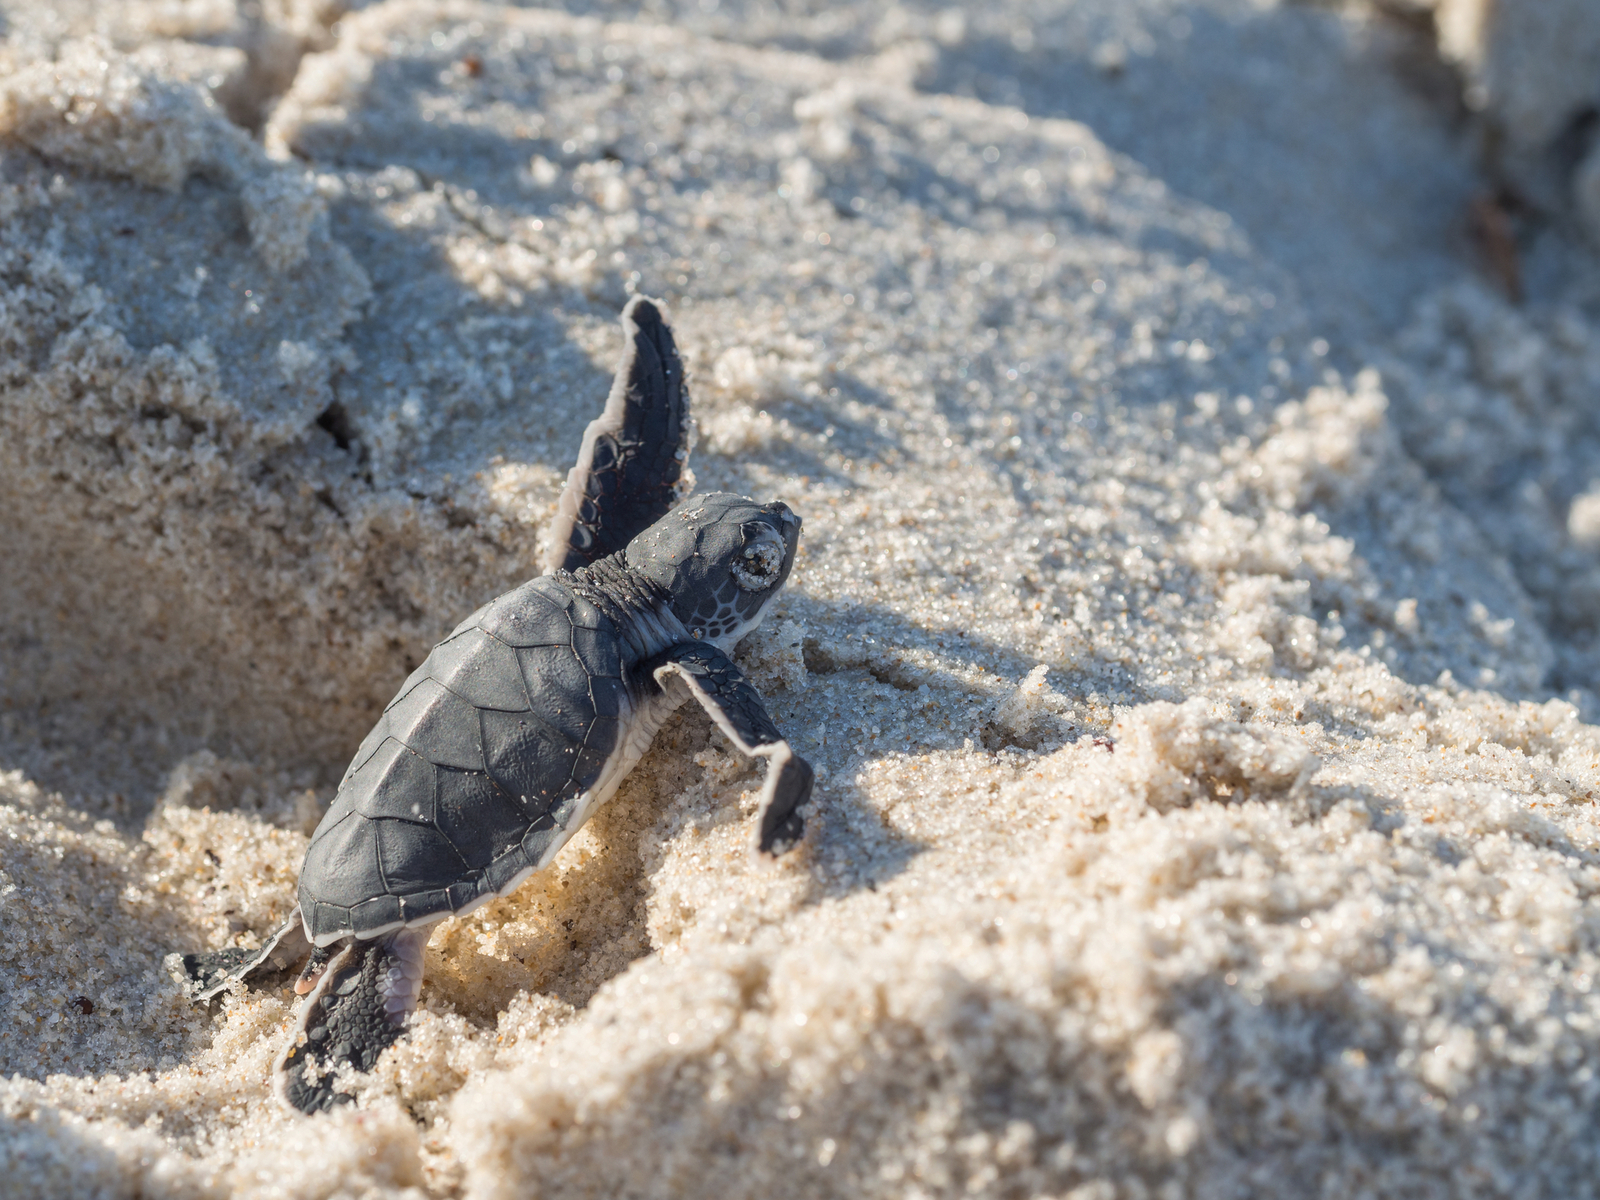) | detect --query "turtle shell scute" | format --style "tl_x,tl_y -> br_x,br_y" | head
584,715 -> 621,755
590,675 -> 627,720
479,707 -> 583,808
350,894 -> 403,933
375,819 -> 469,893
388,678 -> 487,772
482,852 -> 532,894
347,739 -> 437,825
435,767 -> 528,869
516,644 -> 598,743
476,579 -> 572,648
299,810 -> 379,912
309,900 -> 350,936
429,627 -> 533,712
570,624 -> 622,679
341,718 -> 391,789
573,743 -> 610,786
565,590 -> 608,631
